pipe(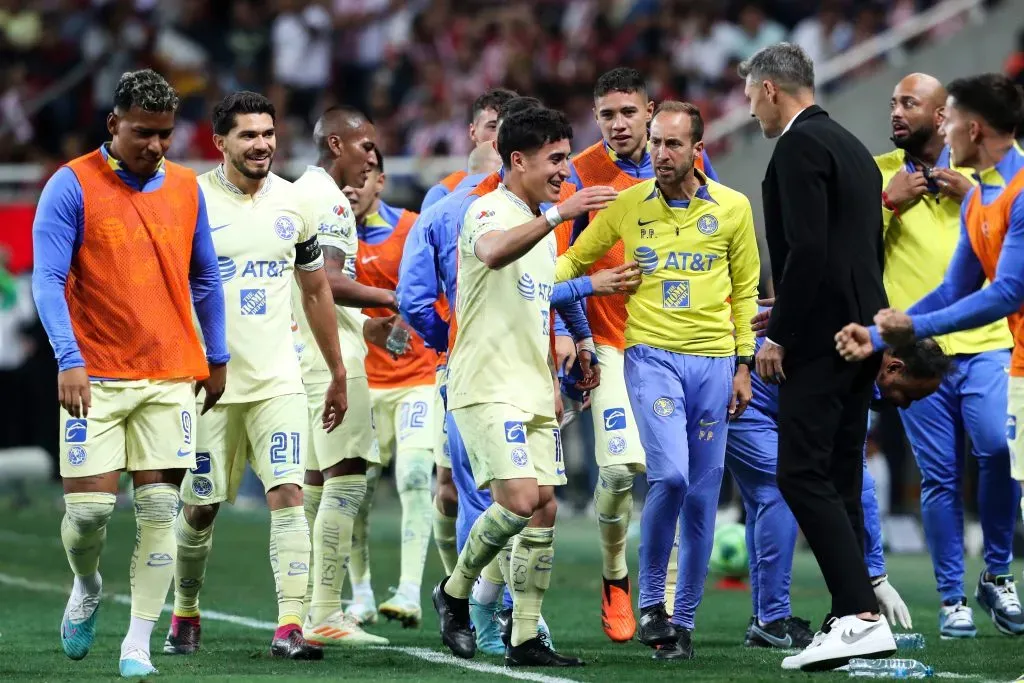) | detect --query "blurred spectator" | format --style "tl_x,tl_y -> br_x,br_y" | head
1006,27 -> 1024,87
790,0 -> 853,68
732,2 -> 786,61
273,0 -> 333,126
